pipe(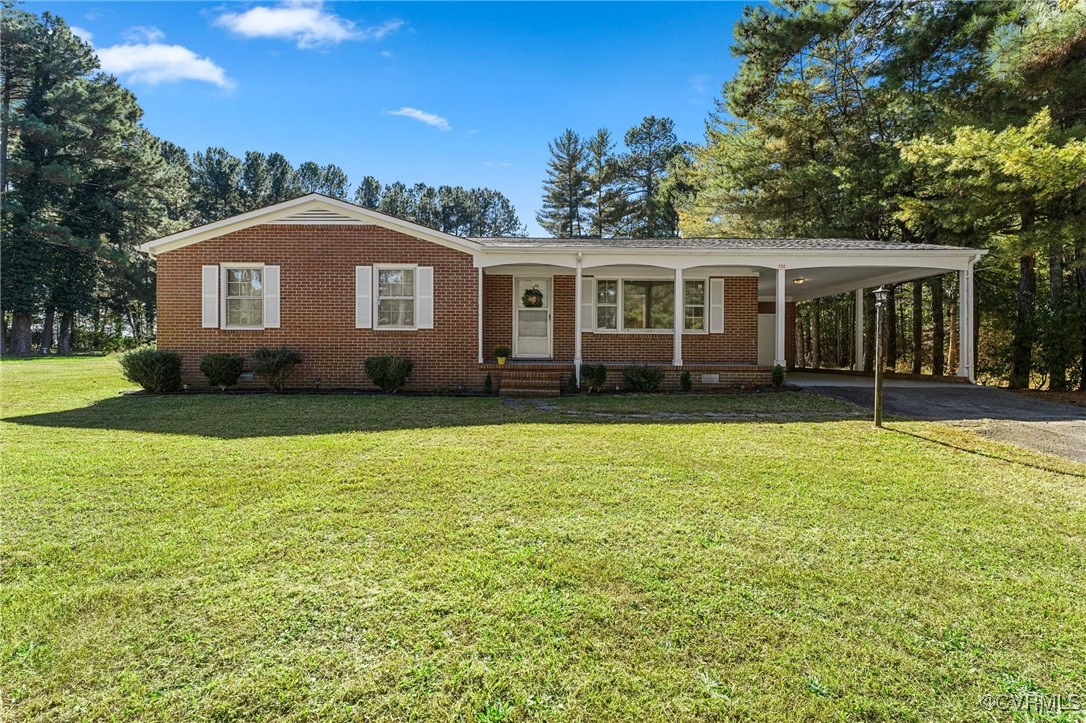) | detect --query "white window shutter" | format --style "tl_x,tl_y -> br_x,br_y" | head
263,265 -> 280,328
202,265 -> 219,328
709,278 -> 724,333
355,266 -> 372,329
580,277 -> 595,332
416,266 -> 434,329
